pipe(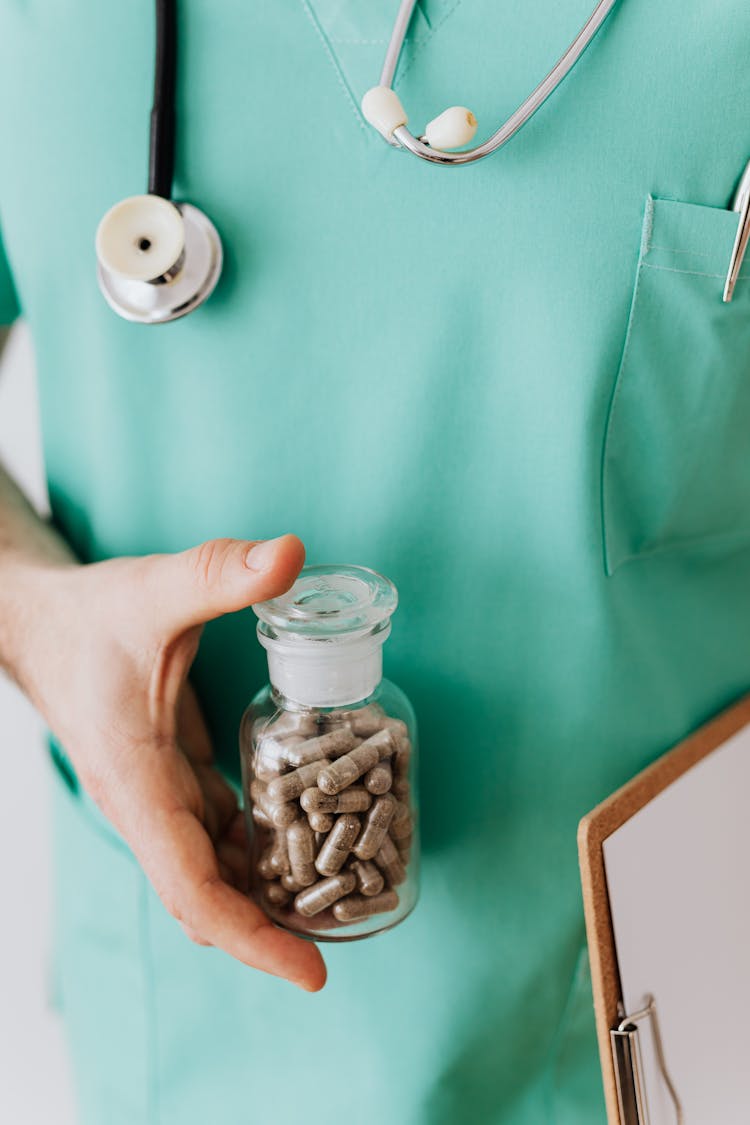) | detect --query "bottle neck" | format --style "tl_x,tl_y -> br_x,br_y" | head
259,629 -> 388,709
